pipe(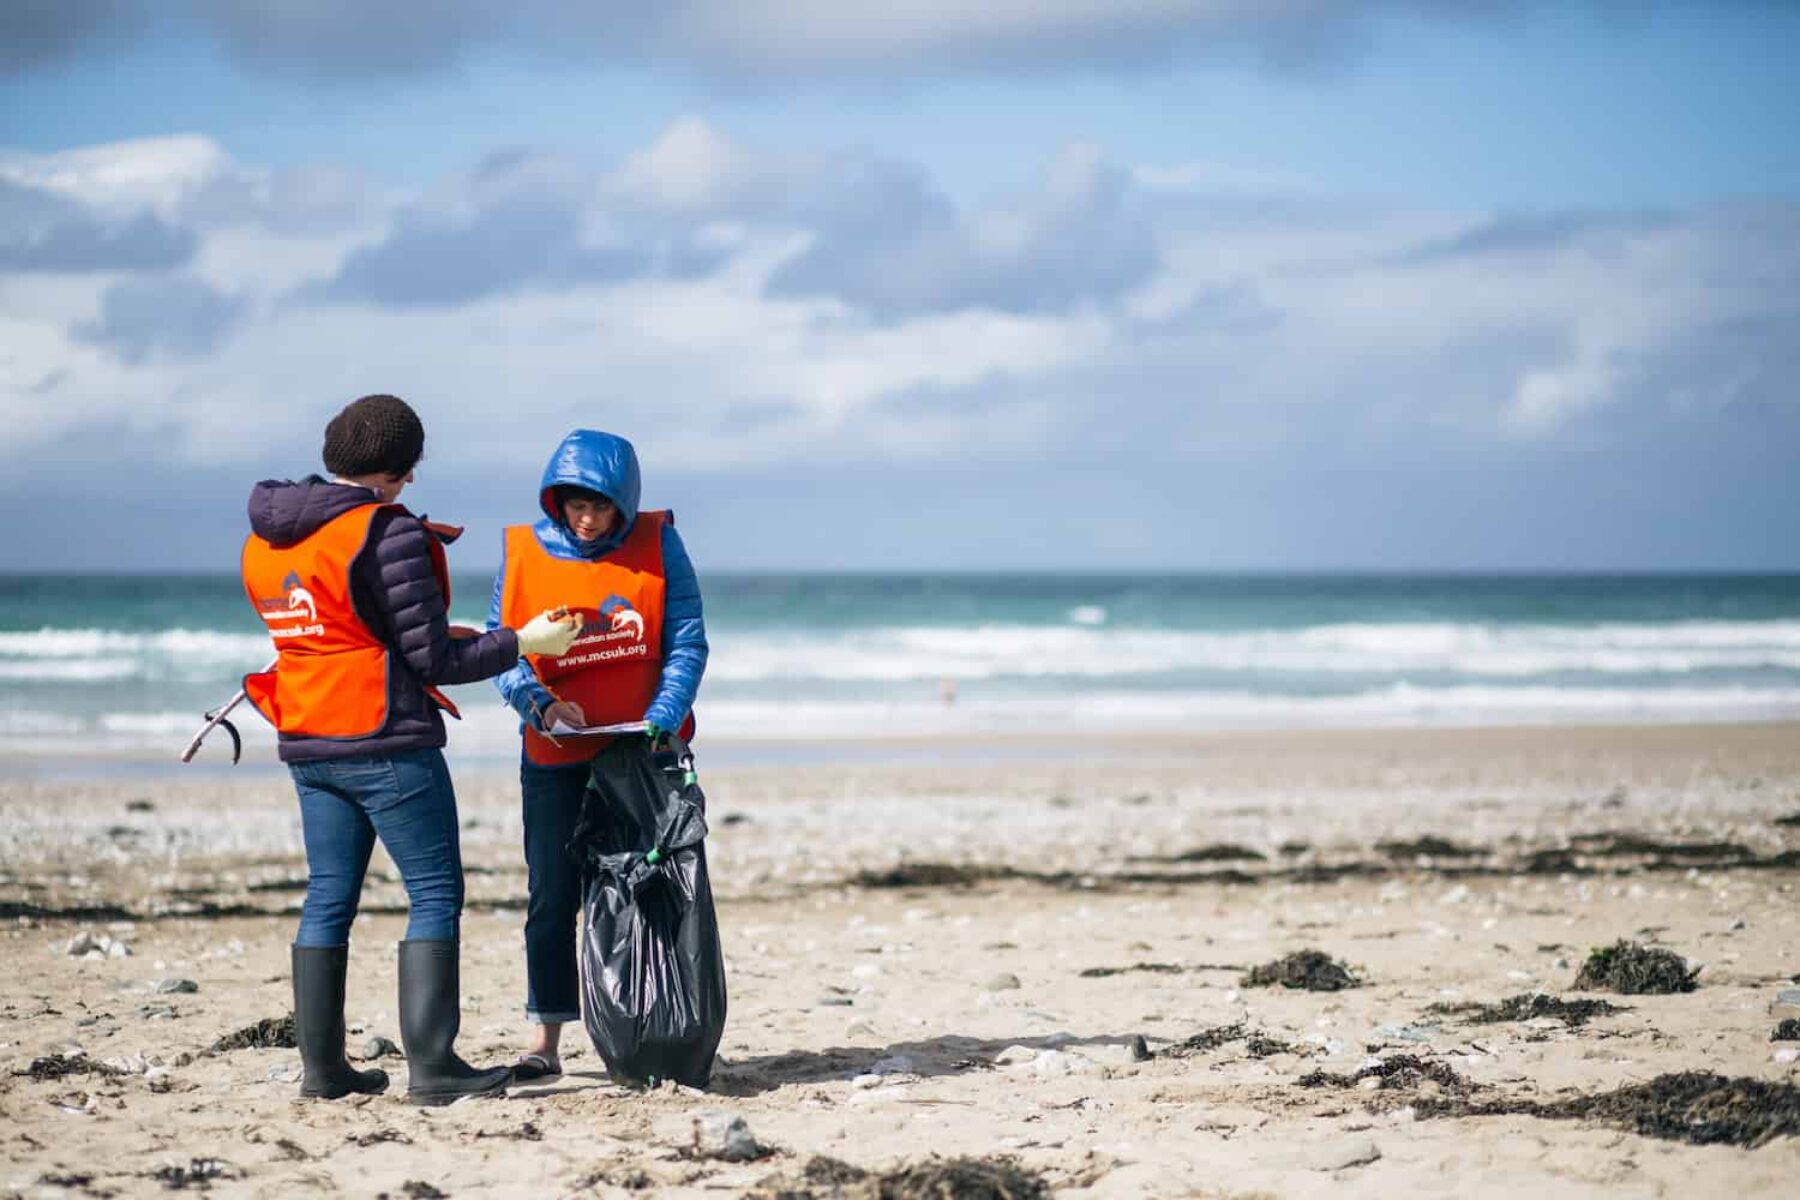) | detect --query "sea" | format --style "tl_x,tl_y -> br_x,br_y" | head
2,572 -> 1798,767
